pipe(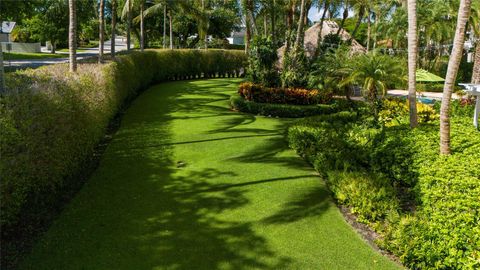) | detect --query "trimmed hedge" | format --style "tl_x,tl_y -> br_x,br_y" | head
0,49 -> 246,267
230,95 -> 350,118
287,103 -> 480,269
